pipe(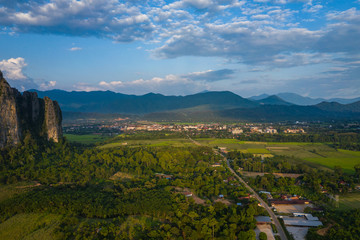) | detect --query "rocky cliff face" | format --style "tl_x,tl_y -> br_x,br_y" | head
0,71 -> 21,146
44,96 -> 63,142
0,71 -> 62,147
